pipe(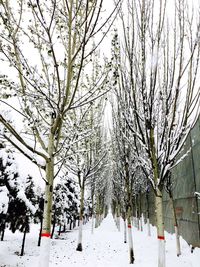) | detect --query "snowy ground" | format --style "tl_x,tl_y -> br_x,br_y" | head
0,214 -> 199,267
